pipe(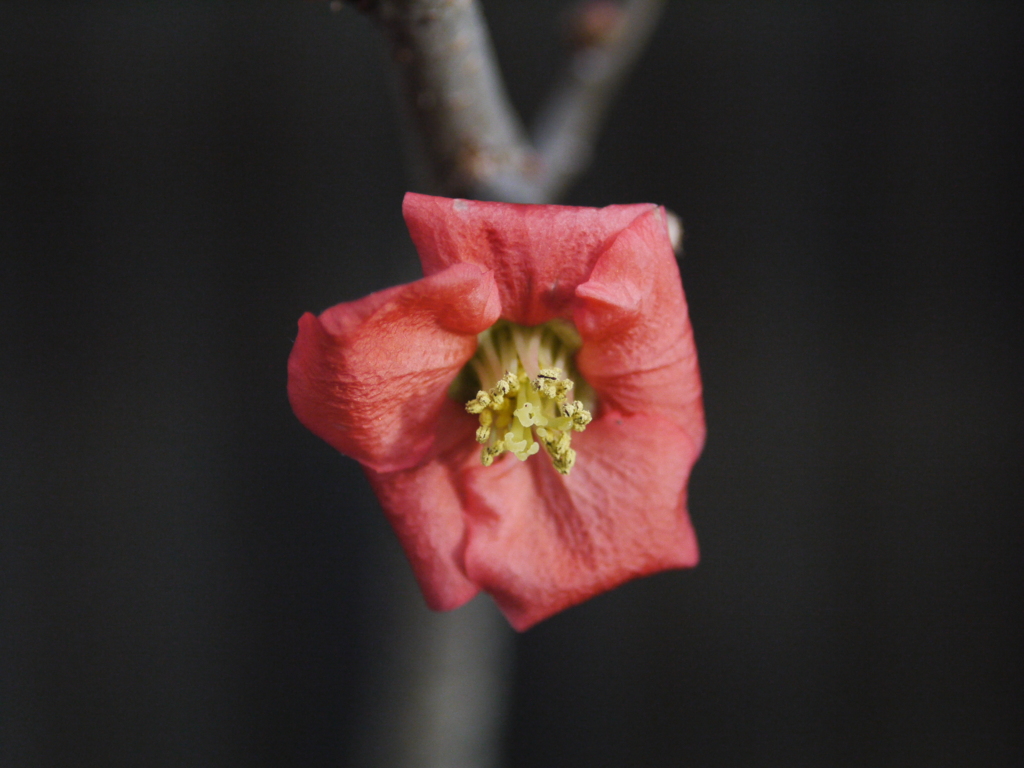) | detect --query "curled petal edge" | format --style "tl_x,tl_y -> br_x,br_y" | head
575,206 -> 706,451
287,263 -> 501,474
403,191 -> 660,325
